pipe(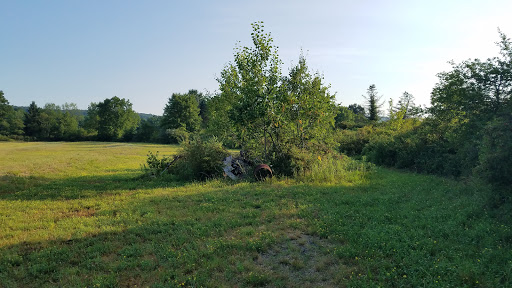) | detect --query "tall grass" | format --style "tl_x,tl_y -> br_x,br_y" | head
295,154 -> 374,184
